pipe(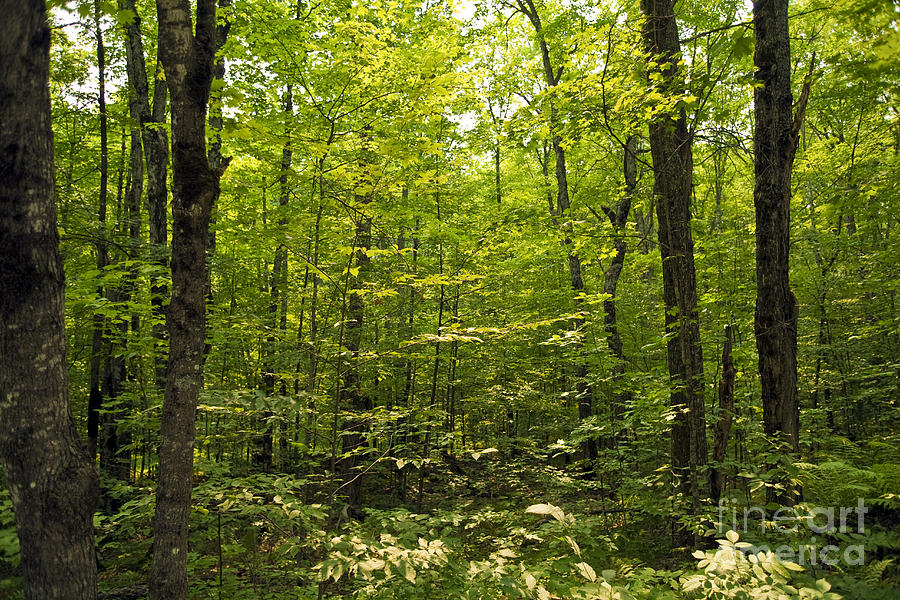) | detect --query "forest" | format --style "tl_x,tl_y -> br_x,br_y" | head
0,0 -> 899,598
